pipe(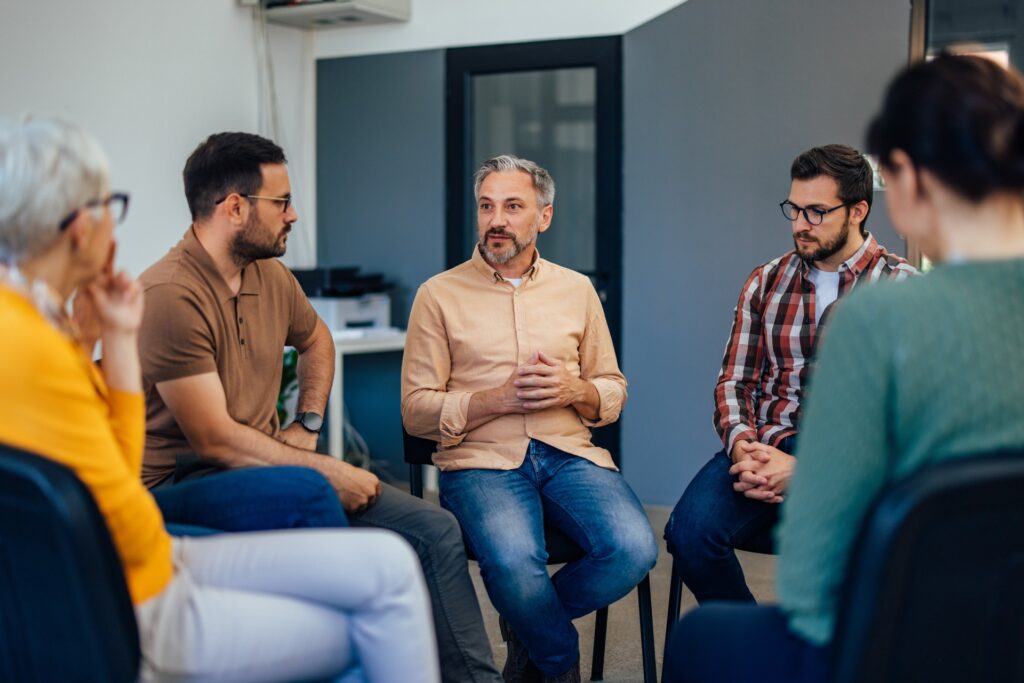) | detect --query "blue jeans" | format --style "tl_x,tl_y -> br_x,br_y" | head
663,603 -> 830,683
664,435 -> 795,603
439,440 -> 658,677
153,466 -> 349,532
